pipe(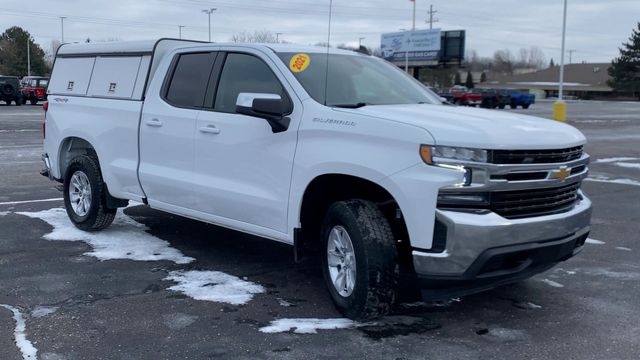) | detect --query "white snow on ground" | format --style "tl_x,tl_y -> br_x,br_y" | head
595,157 -> 639,164
0,305 -> 38,360
615,247 -> 632,251
585,175 -> 640,187
16,208 -> 194,264
164,270 -> 265,305
541,279 -> 564,288
586,238 -> 606,245
614,162 -> 640,169
0,211 -> 9,216
259,318 -> 358,334
31,306 -> 59,318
